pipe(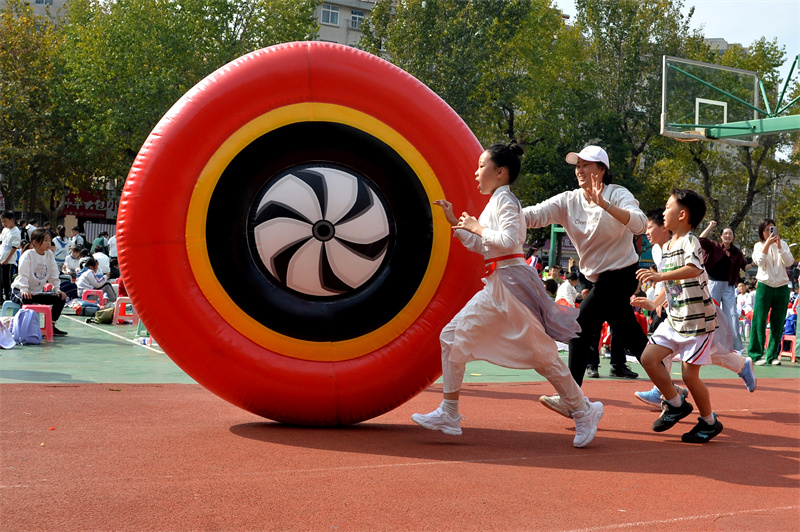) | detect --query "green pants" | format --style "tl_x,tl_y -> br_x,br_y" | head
748,283 -> 790,362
